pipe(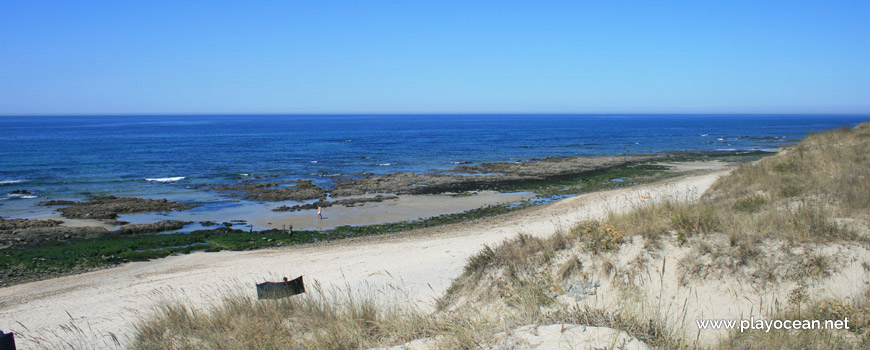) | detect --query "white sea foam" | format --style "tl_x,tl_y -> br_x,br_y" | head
6,193 -> 38,199
0,180 -> 25,185
145,177 -> 185,183
240,173 -> 249,176
310,161 -> 317,164
377,163 -> 392,166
